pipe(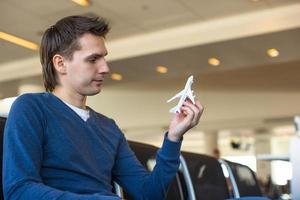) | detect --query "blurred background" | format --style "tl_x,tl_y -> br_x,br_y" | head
1,0 -> 300,199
